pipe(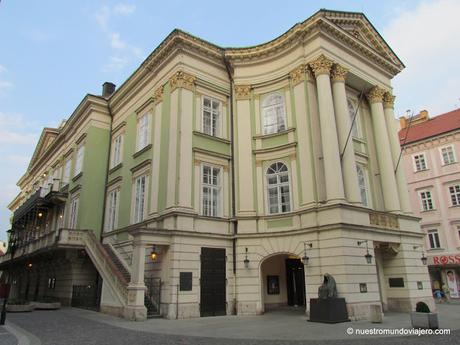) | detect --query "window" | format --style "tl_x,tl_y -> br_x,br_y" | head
441,146 -> 456,165
105,189 -> 119,232
347,99 -> 359,138
63,158 -> 71,184
47,277 -> 56,289
133,175 -> 146,223
267,162 -> 291,214
74,145 -> 85,176
202,97 -> 220,137
111,135 -> 123,167
428,230 -> 441,249
69,196 -> 79,229
457,225 -> 460,241
449,185 -> 460,206
413,153 -> 427,172
136,113 -> 149,151
419,190 -> 434,211
262,92 -> 286,134
201,165 -> 221,217
356,164 -> 370,207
